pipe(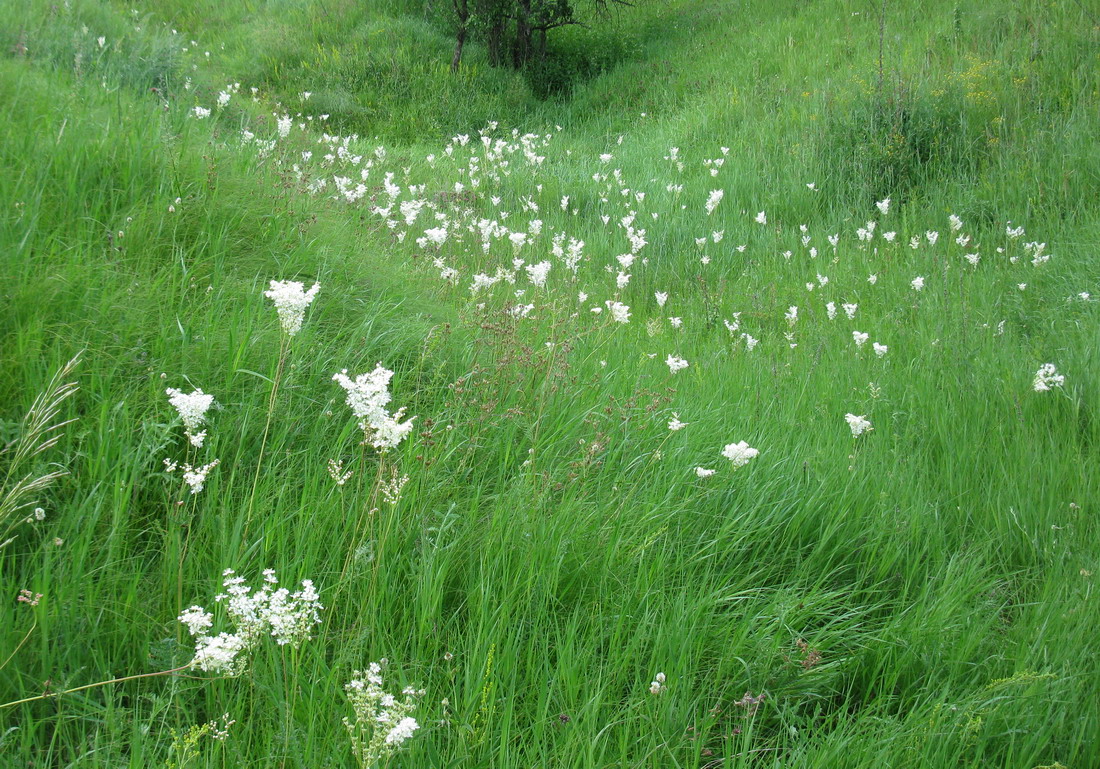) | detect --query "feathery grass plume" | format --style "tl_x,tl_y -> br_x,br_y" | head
0,353 -> 81,550
343,662 -> 423,769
